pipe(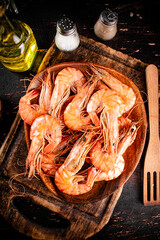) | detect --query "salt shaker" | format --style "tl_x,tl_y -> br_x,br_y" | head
94,8 -> 118,41
55,17 -> 80,52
